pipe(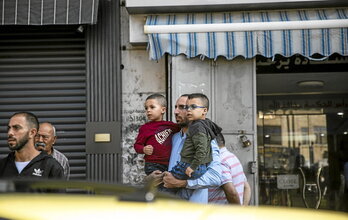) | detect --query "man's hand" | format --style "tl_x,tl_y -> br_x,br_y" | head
185,166 -> 194,177
163,171 -> 187,188
145,170 -> 164,186
143,145 -> 154,155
